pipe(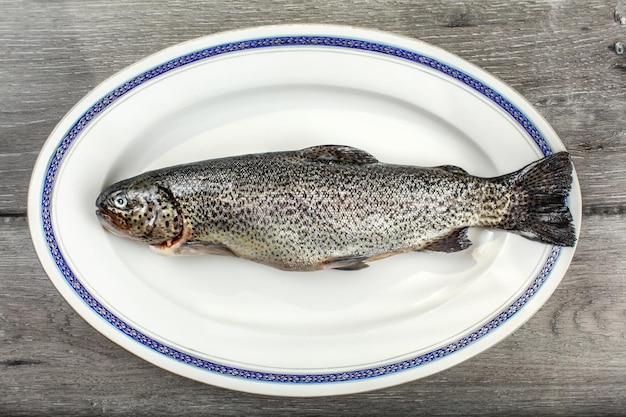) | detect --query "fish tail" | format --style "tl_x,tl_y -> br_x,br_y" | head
499,152 -> 576,247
